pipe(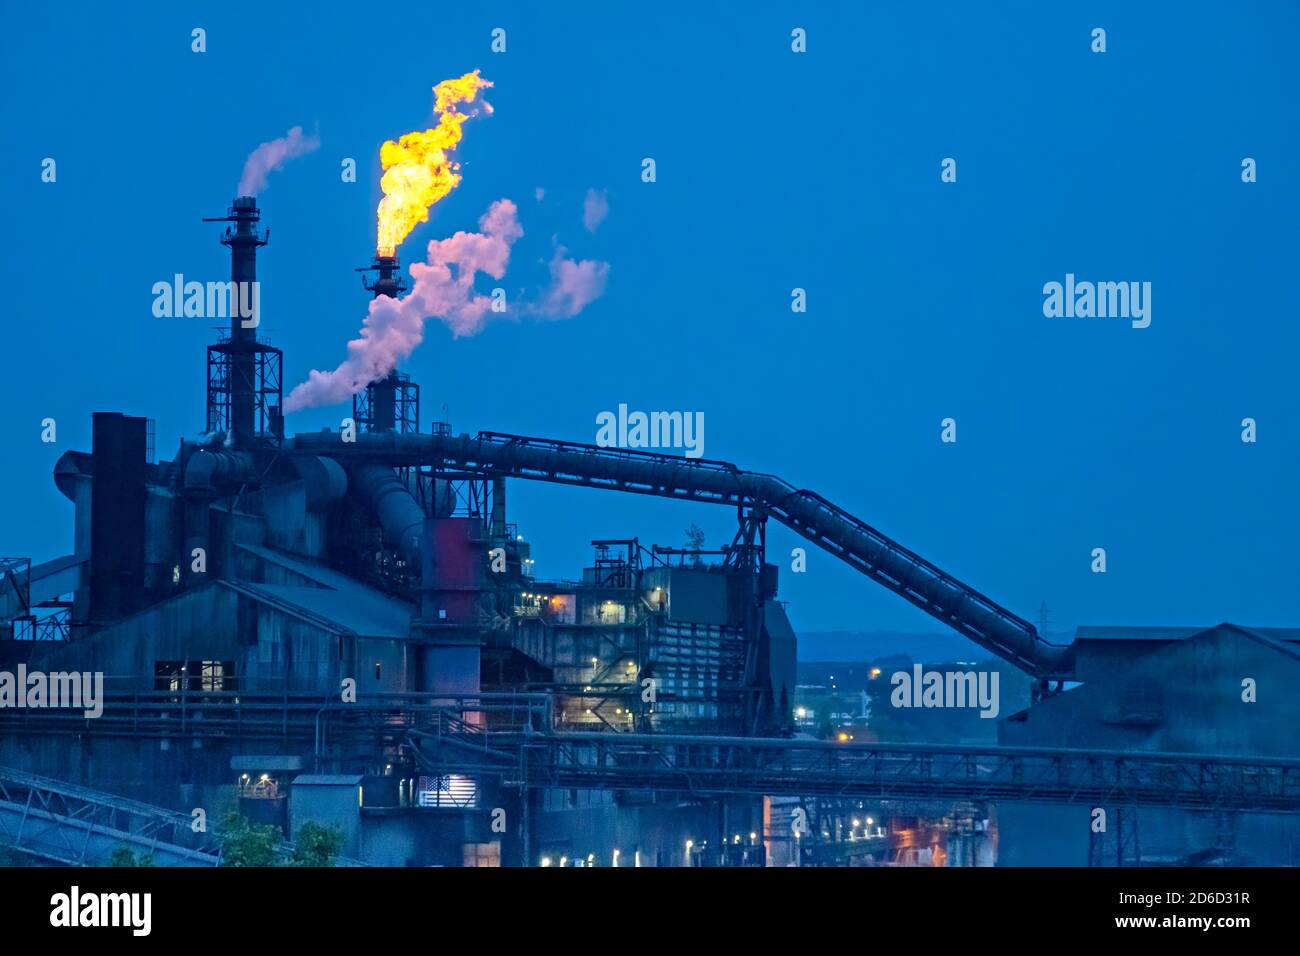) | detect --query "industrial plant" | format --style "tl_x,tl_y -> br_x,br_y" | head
0,189 -> 1296,870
